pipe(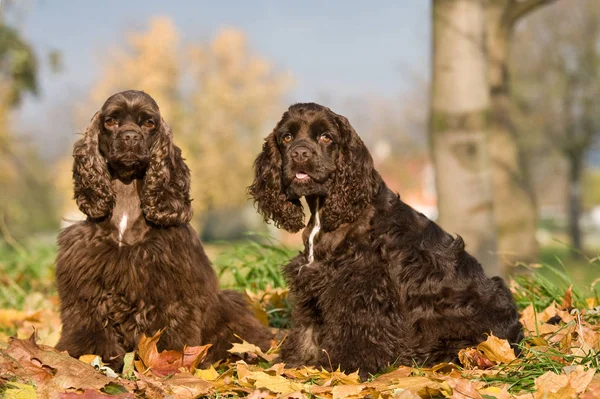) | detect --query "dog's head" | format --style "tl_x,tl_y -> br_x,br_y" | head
249,103 -> 380,232
73,90 -> 192,226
